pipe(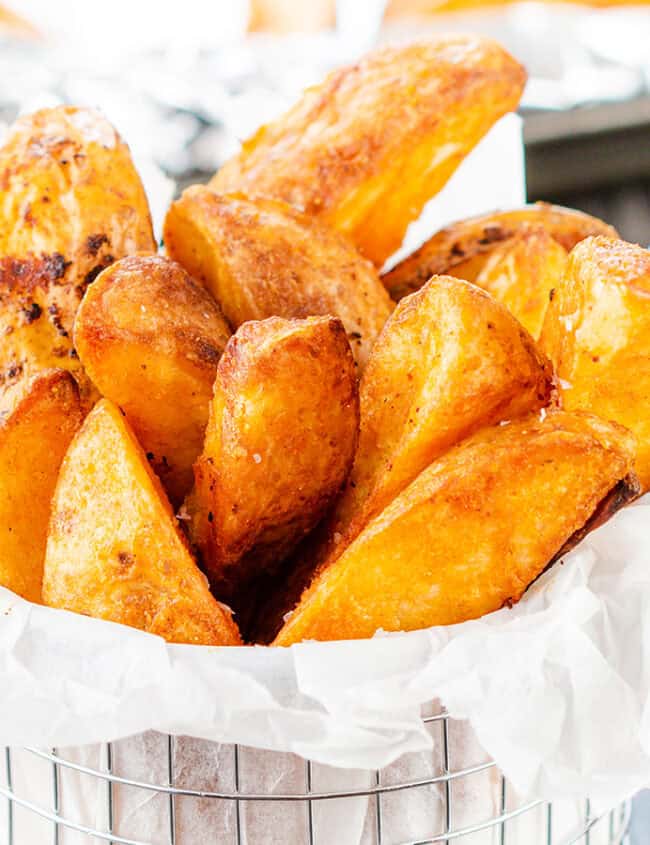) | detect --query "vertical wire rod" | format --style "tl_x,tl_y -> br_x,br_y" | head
233,745 -> 242,845
442,718 -> 451,845
167,736 -> 176,845
106,742 -> 114,843
546,803 -> 553,845
52,747 -> 60,845
5,748 -> 13,845
499,776 -> 507,845
374,769 -> 383,845
585,798 -> 591,845
305,759 -> 315,845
